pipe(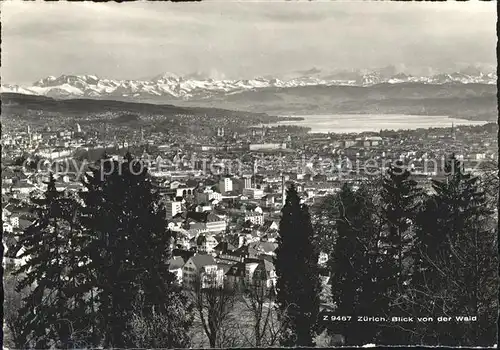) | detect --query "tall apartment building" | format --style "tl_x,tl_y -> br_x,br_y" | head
243,175 -> 252,189
219,177 -> 233,194
166,200 -> 182,219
